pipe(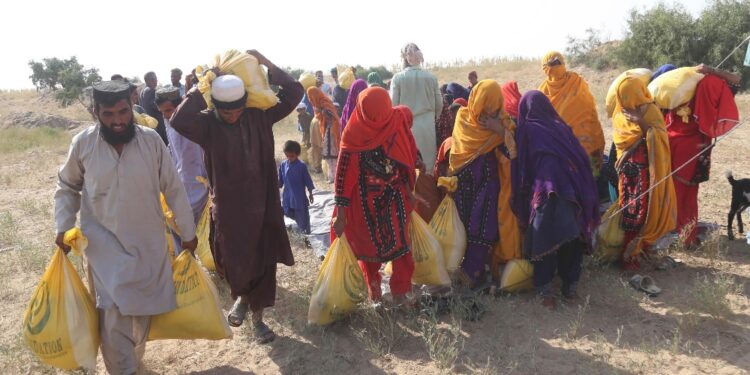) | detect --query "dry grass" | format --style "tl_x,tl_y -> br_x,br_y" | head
0,60 -> 749,374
